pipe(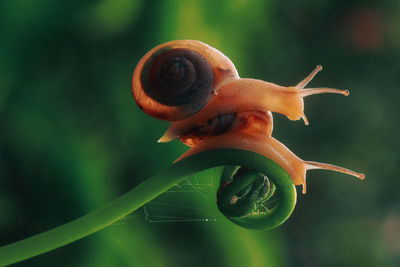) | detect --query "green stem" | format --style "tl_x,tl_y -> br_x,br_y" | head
0,149 -> 296,266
